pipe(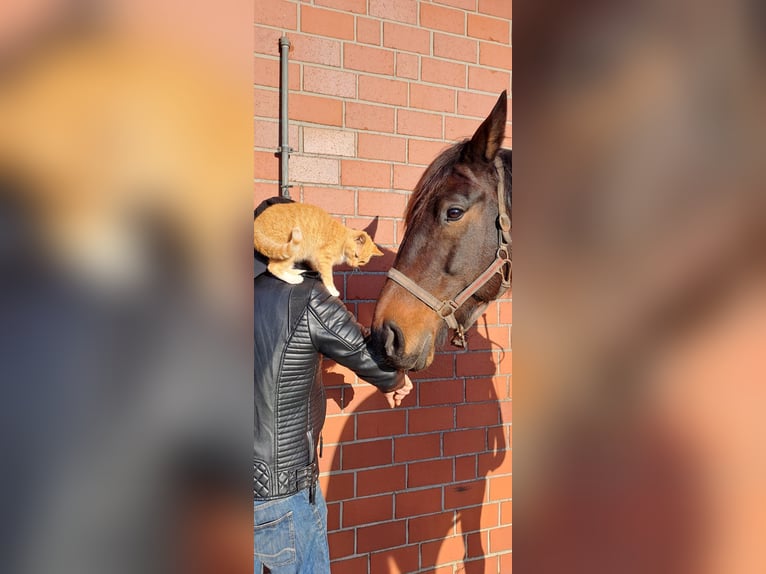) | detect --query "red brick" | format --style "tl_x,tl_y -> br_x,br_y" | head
322,412 -> 355,444
343,494 -> 393,527
468,67 -> 511,96
444,428 -> 486,456
479,0 -> 512,19
254,25 -> 281,56
328,529 -> 355,559
467,13 -> 509,43
444,479 -> 487,509
303,66 -> 356,98
395,487 -> 442,518
303,187 -> 356,217
408,459 -> 454,488
358,191 -> 408,217
465,376 -> 506,403
464,555 -> 500,574
393,164 -> 424,191
254,183 -> 276,206
455,455 -> 477,481
342,161 -> 390,188
345,102 -> 396,133
301,5 -> 354,39
321,471 -> 354,502
456,351 -> 497,377
342,439 -> 392,470
421,535 -> 465,568
500,401 -> 512,426
394,434 -> 441,462
358,133 -> 406,162
290,34 -> 342,66
397,109 -> 442,138
419,379 -> 463,406
420,3 -> 465,34
434,33 -> 478,63
409,139 -> 450,165
410,84 -> 455,113
445,115 -> 480,140
345,272 -> 388,301
383,22 -> 430,54
254,0 -> 297,28
501,500 -> 512,523
434,0 -> 476,9
327,501 -> 341,531
253,57 -> 300,90
479,42 -> 512,70
318,443 -> 341,473
456,402 -> 501,428
499,551 -> 513,572
499,349 -> 512,373
478,432 -> 510,475
357,410 -> 406,439
344,44 -> 394,75
457,503 -> 500,533
466,326 -> 510,351
359,75 -> 408,106
254,118 -> 288,150
489,474 -> 512,500
357,465 -> 407,496
290,93 -> 343,126
422,57 -> 466,87
331,555 -> 368,574
303,126 -> 355,156
357,17 -> 381,44
408,406 -> 455,434
409,511 -> 455,543
316,0 -> 367,14
370,546 -> 420,574
254,87 -> 278,119
499,300 -> 512,323
489,524 -> 512,552
369,0 -> 417,24
465,530 -> 489,559
254,150 -> 278,180
412,351 -> 455,379
458,90 -> 502,118
396,52 -> 419,79
356,520 -> 406,553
